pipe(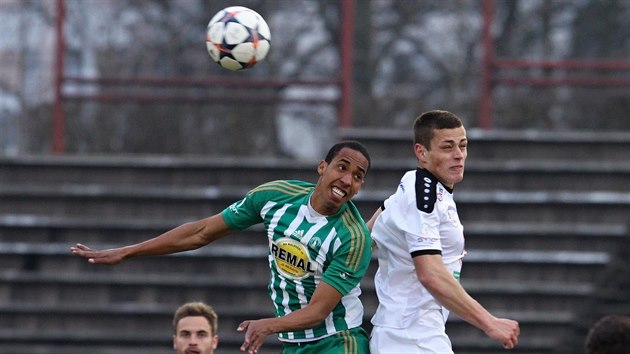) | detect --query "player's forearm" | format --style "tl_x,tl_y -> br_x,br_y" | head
421,270 -> 494,332
265,305 -> 329,334
124,220 -> 216,258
